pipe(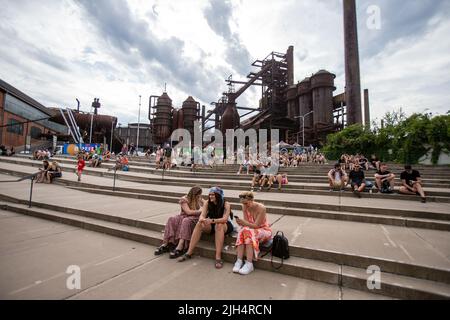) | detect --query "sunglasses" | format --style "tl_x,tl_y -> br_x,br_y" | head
239,195 -> 252,200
